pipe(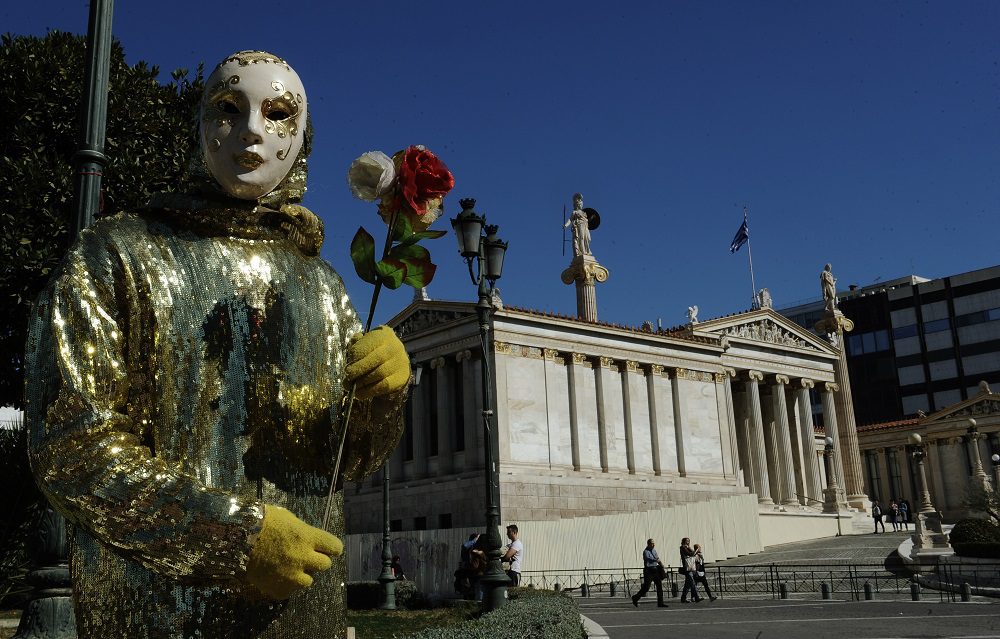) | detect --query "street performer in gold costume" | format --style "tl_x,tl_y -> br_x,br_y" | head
25,50 -> 410,638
